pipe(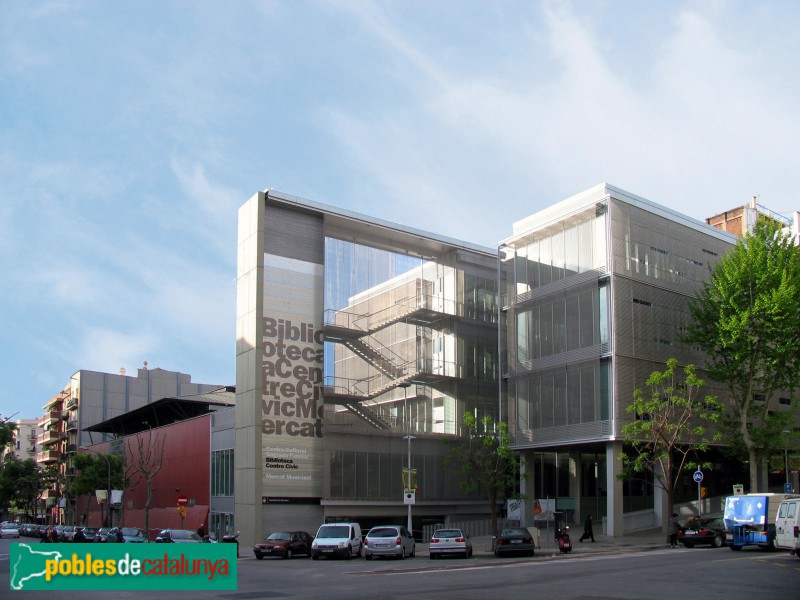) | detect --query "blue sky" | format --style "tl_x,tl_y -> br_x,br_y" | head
2,1 -> 800,420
